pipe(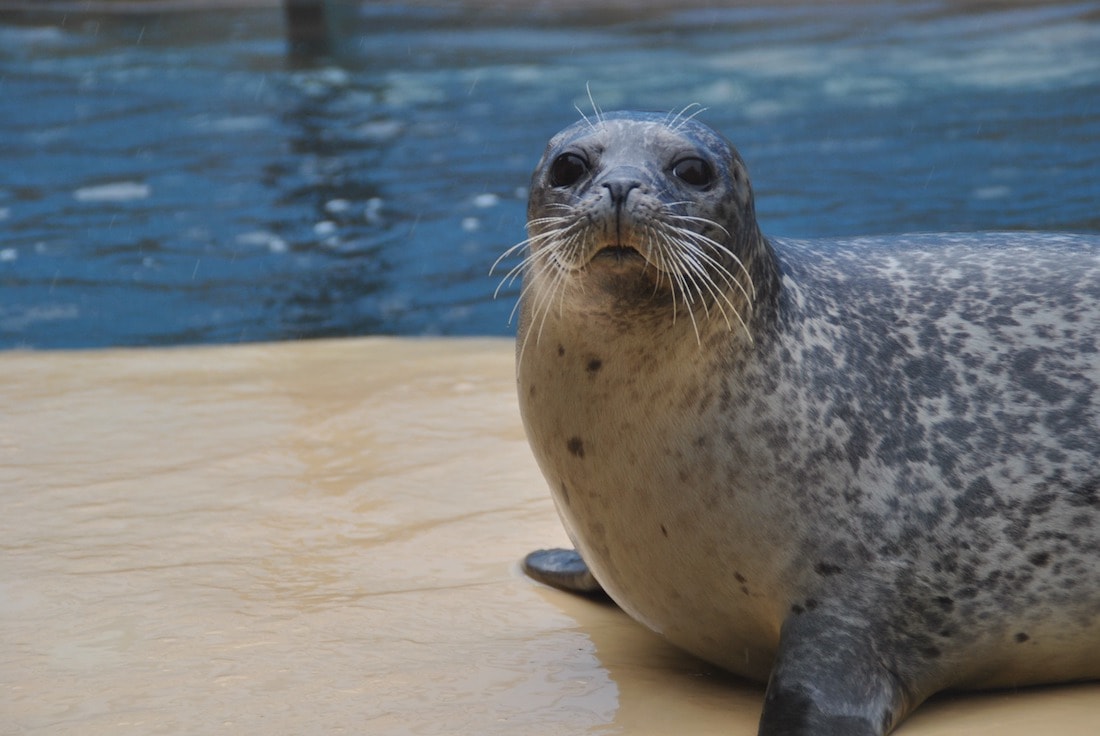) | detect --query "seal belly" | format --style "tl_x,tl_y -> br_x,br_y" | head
517,329 -> 792,682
